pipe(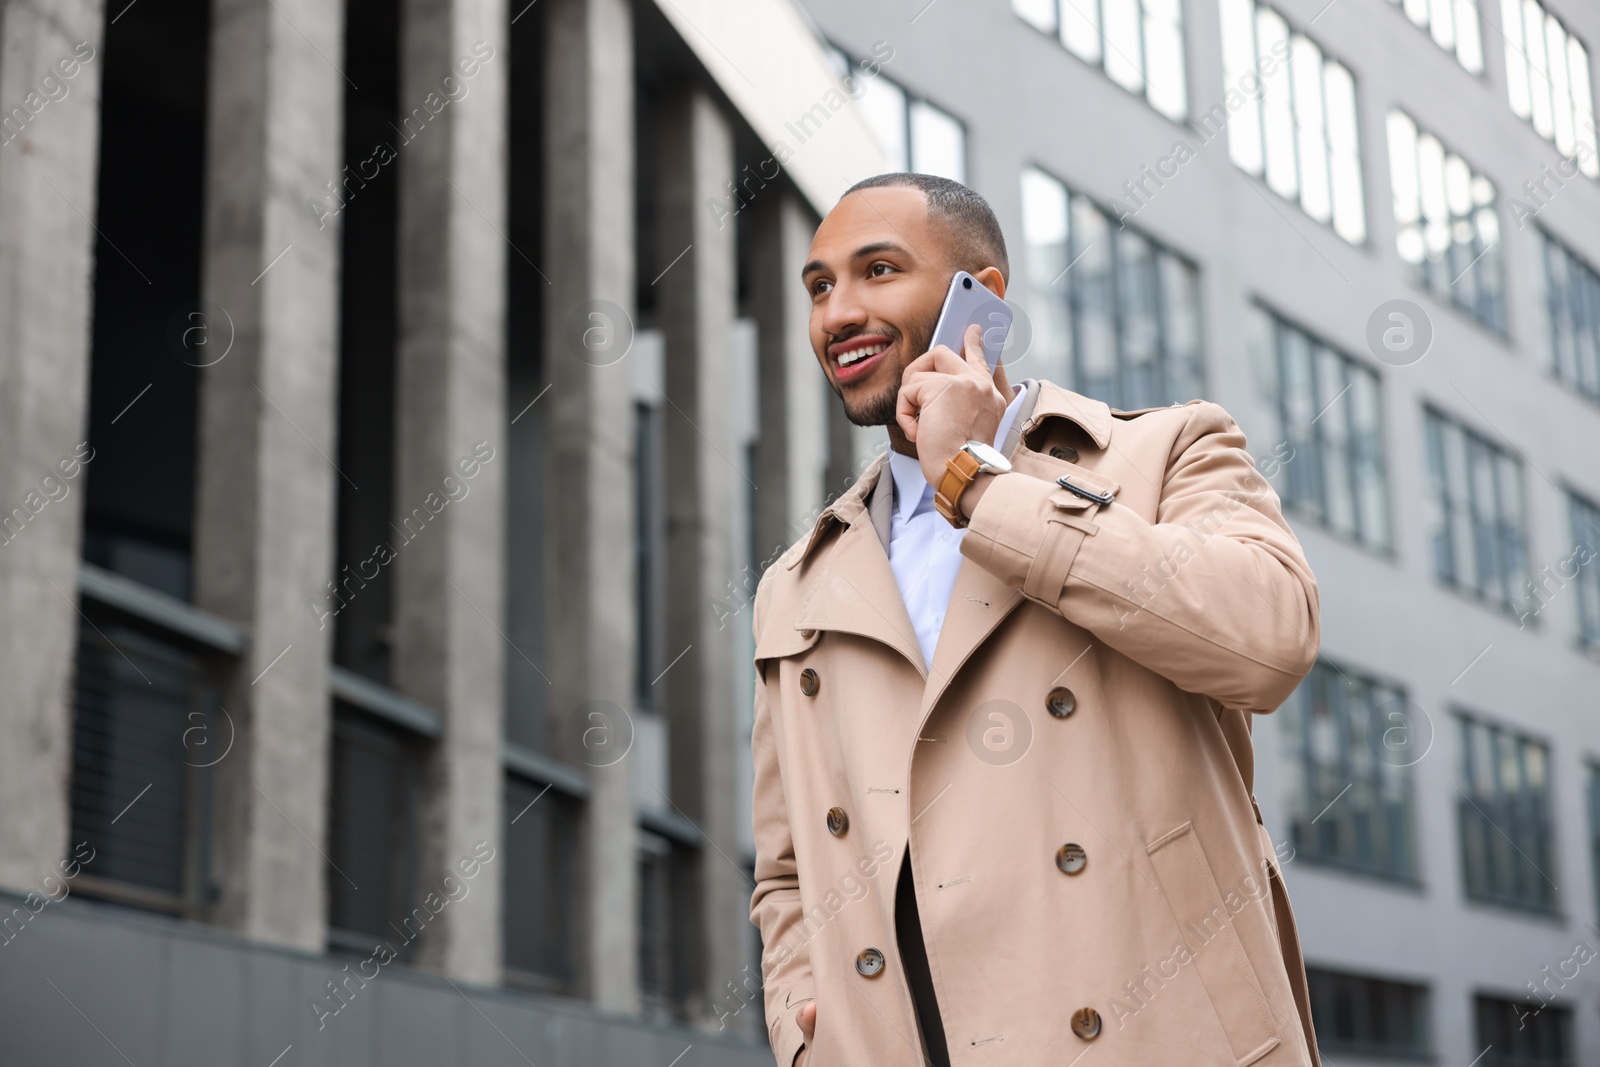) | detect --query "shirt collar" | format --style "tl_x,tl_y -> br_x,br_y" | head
887,381 -> 1027,525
